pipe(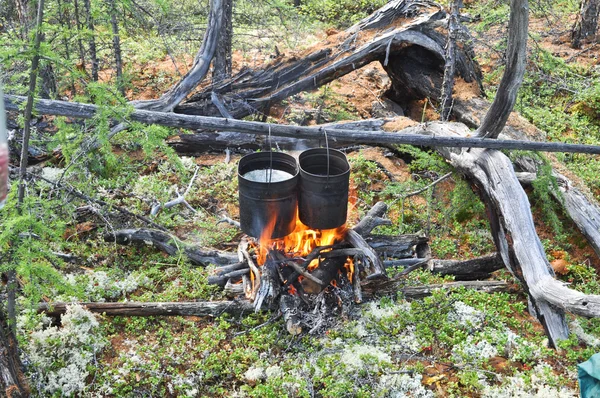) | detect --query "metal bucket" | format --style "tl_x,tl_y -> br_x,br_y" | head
238,152 -> 299,239
298,148 -> 350,229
